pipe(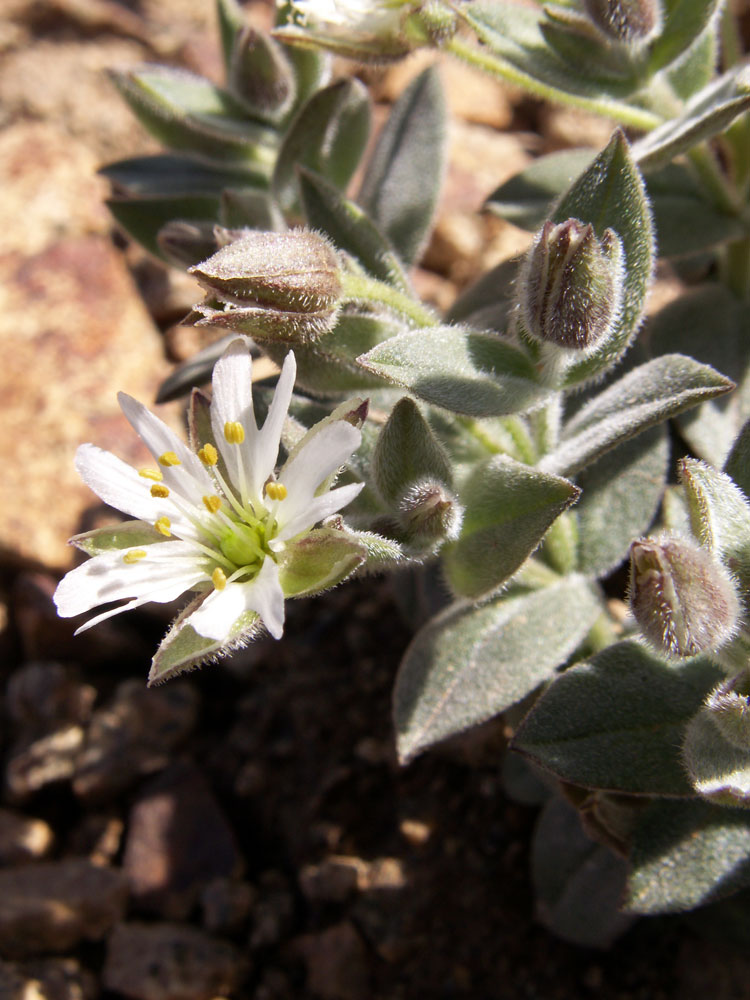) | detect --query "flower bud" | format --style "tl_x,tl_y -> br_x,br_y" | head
628,535 -> 740,659
228,27 -> 296,118
519,218 -> 624,353
396,478 -> 463,551
703,671 -> 750,751
190,229 -> 342,312
581,0 -> 662,45
275,0 -> 418,62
